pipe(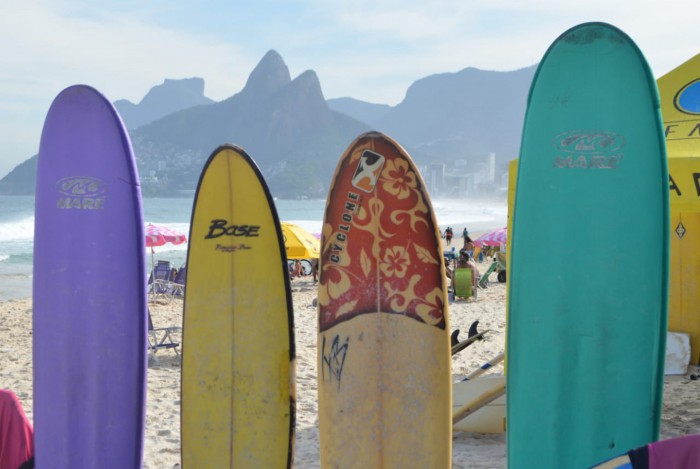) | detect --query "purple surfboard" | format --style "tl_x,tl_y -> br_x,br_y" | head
33,85 -> 147,468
